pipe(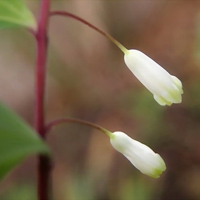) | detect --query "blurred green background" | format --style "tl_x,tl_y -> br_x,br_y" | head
1,0 -> 200,199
